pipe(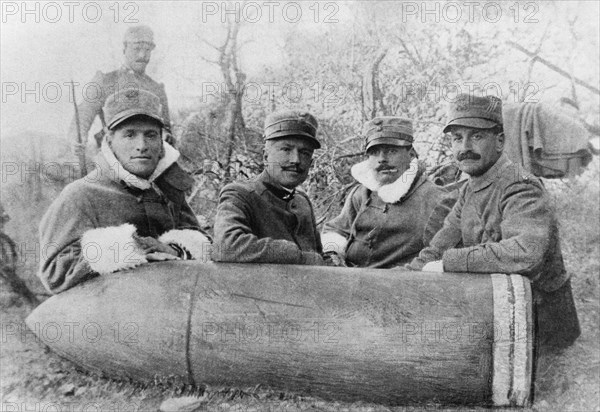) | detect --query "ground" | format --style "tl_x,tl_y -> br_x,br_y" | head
1,164 -> 599,412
